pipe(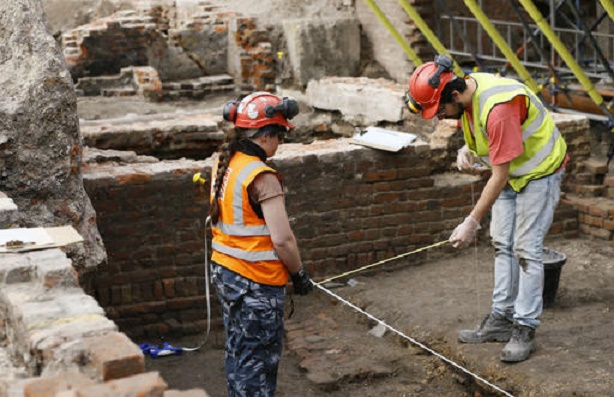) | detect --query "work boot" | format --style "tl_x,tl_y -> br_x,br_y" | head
500,323 -> 536,362
458,312 -> 513,343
